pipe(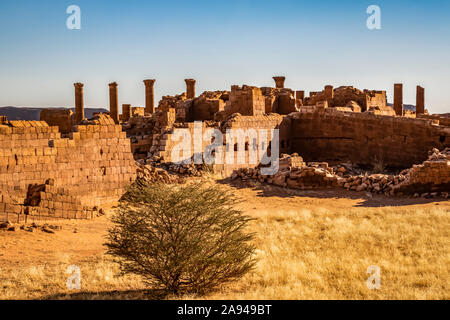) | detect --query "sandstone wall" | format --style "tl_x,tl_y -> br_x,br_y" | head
288,109 -> 450,168
305,86 -> 387,112
155,114 -> 288,177
0,118 -> 137,223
